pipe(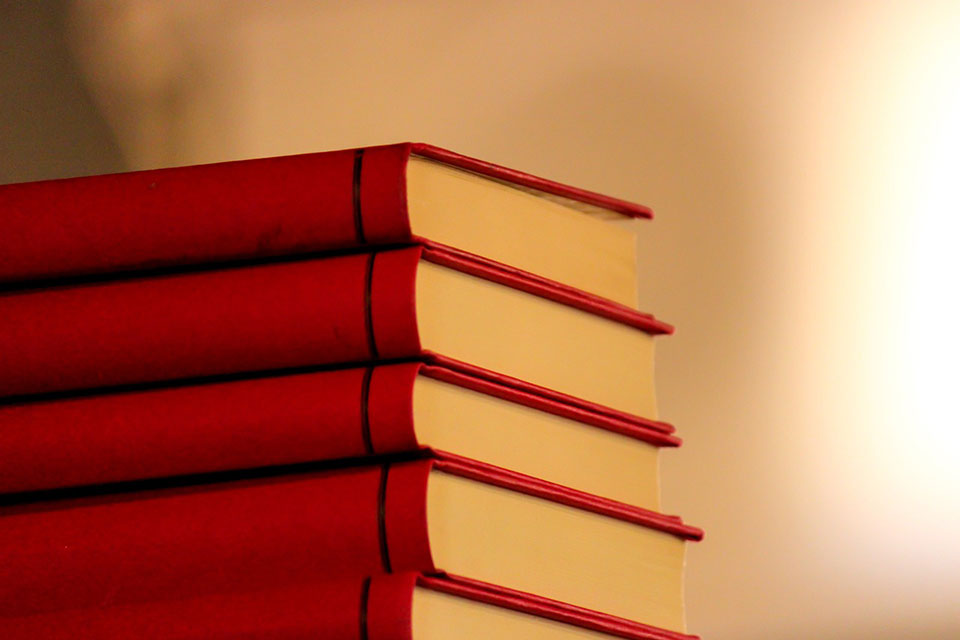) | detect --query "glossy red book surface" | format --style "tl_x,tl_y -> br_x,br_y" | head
0,573 -> 698,640
0,457 -> 701,621
0,246 -> 669,401
0,362 -> 679,496
0,143 -> 651,284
